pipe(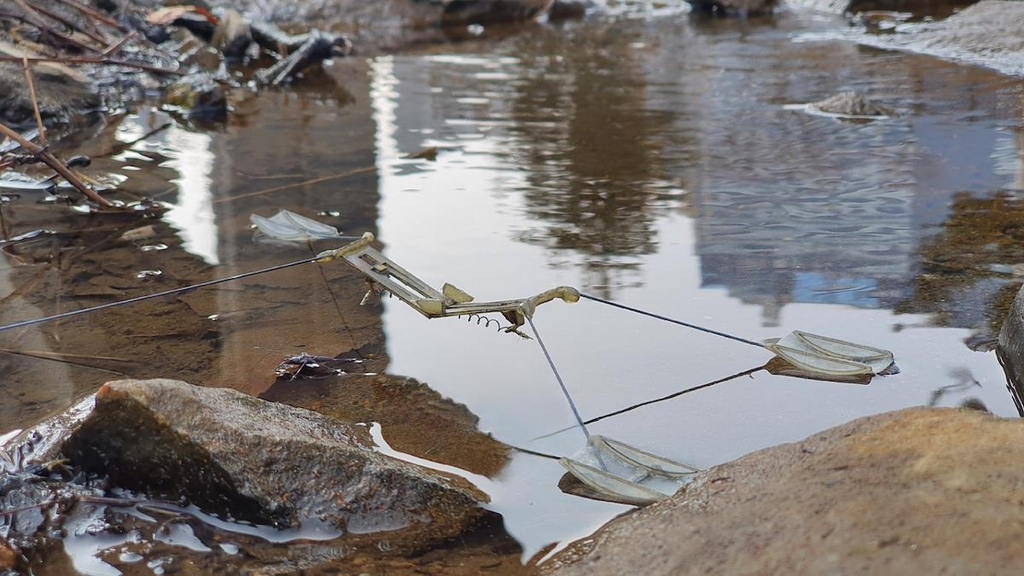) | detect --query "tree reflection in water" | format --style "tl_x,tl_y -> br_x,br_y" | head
505,27 -> 682,296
